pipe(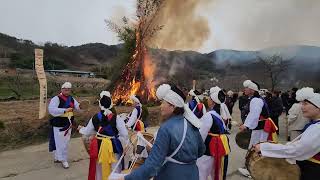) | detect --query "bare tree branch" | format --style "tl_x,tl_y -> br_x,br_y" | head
257,55 -> 291,91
